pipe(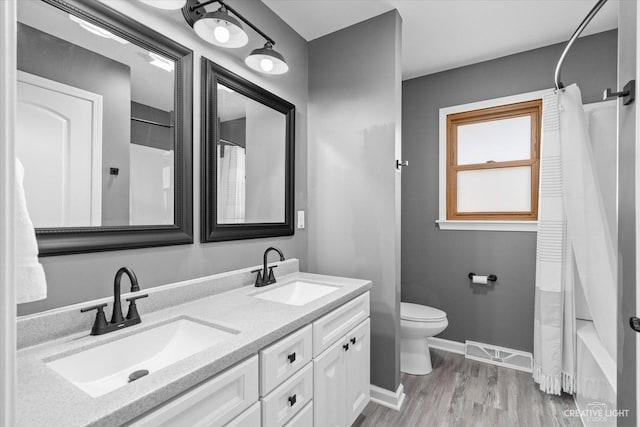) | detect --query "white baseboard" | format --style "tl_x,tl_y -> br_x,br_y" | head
427,337 -> 465,354
370,383 -> 406,411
